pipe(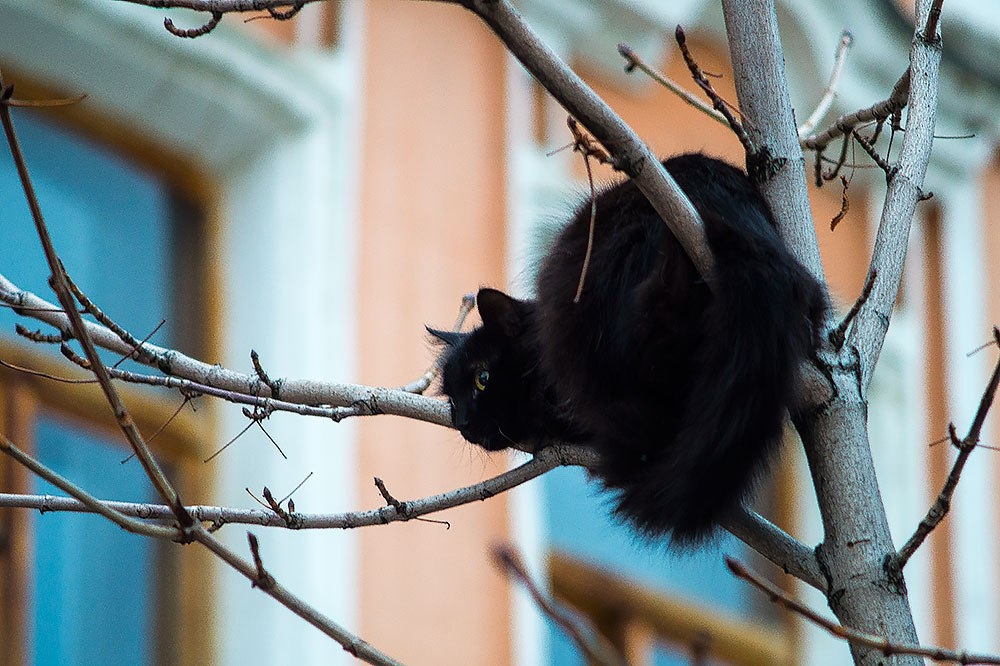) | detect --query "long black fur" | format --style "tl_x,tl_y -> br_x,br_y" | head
431,153 -> 826,543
